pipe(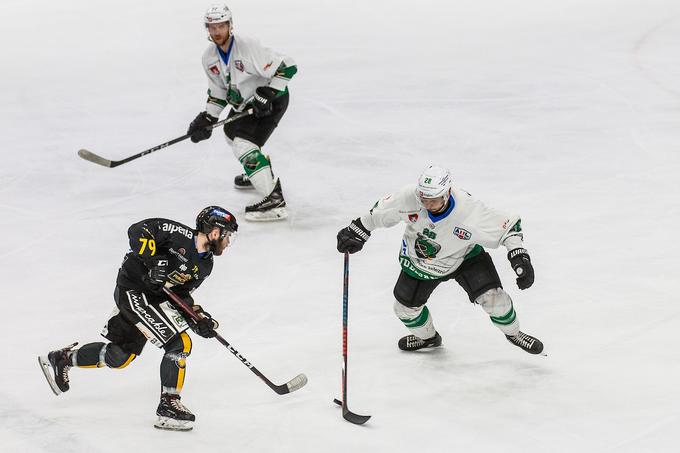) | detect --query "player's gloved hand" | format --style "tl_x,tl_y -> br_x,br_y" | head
146,256 -> 169,287
336,218 -> 371,254
252,86 -> 277,118
189,305 -> 219,338
187,111 -> 218,143
508,248 -> 534,290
